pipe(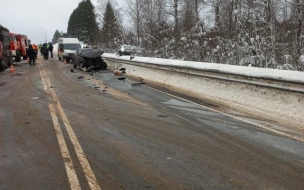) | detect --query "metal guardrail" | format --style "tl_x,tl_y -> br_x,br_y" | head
104,57 -> 304,94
